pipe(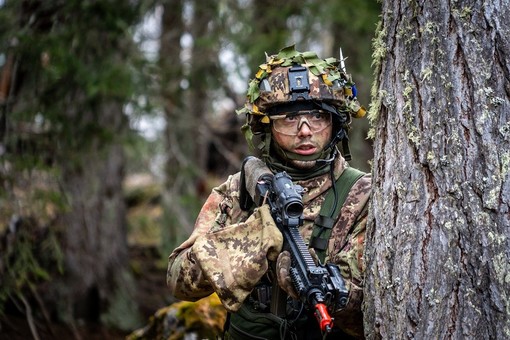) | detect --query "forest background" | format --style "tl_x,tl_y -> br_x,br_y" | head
0,0 -> 380,338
